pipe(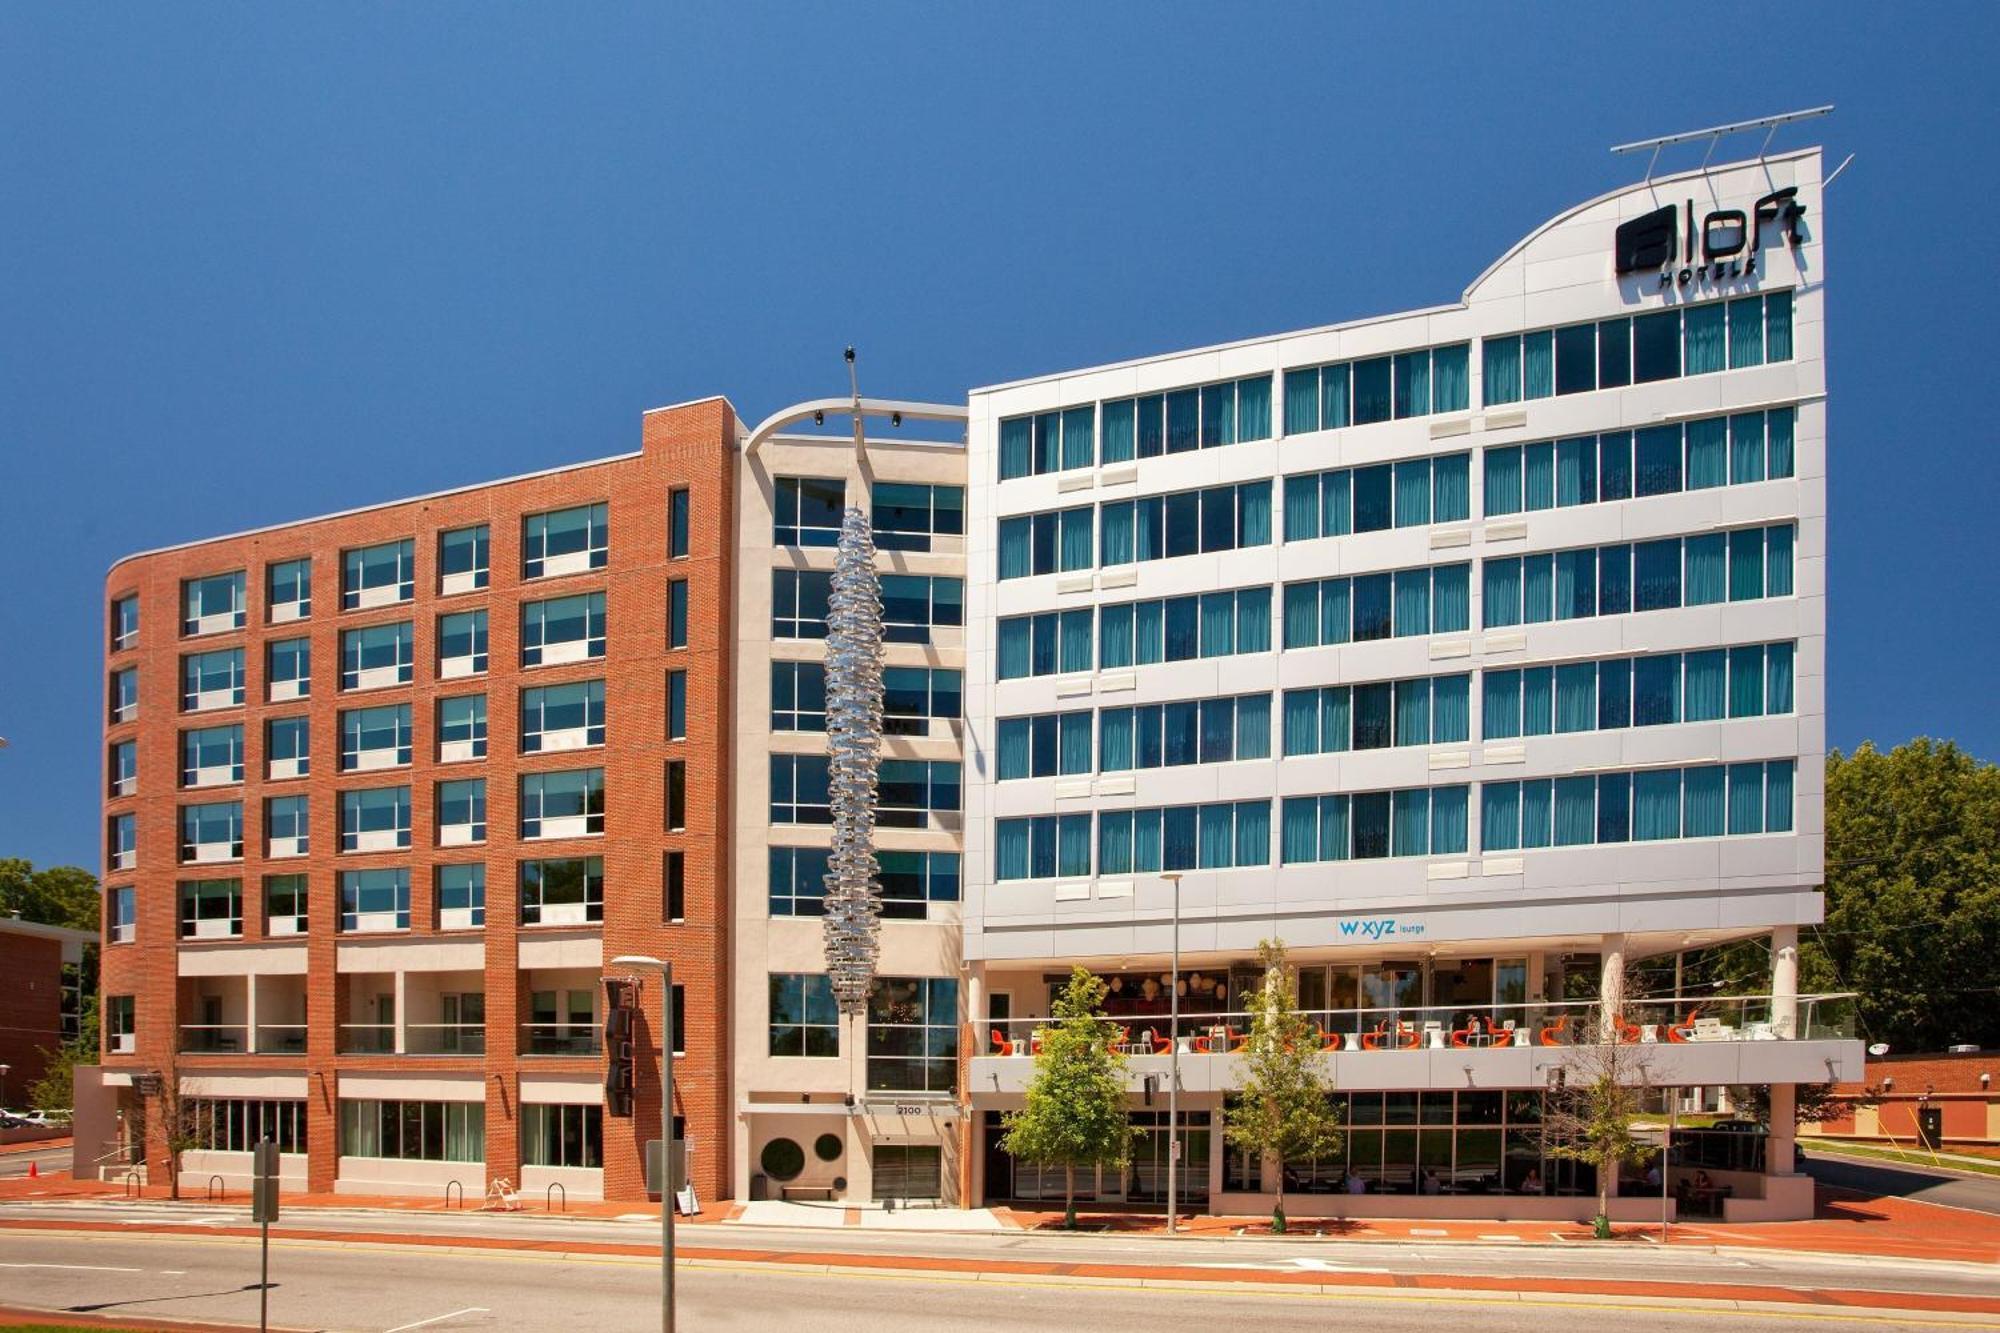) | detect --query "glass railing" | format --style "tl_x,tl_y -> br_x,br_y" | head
254,1024 -> 309,1054
980,993 -> 1858,1056
338,1023 -> 396,1054
406,1023 -> 487,1056
178,1024 -> 250,1053
522,1024 -> 601,1056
